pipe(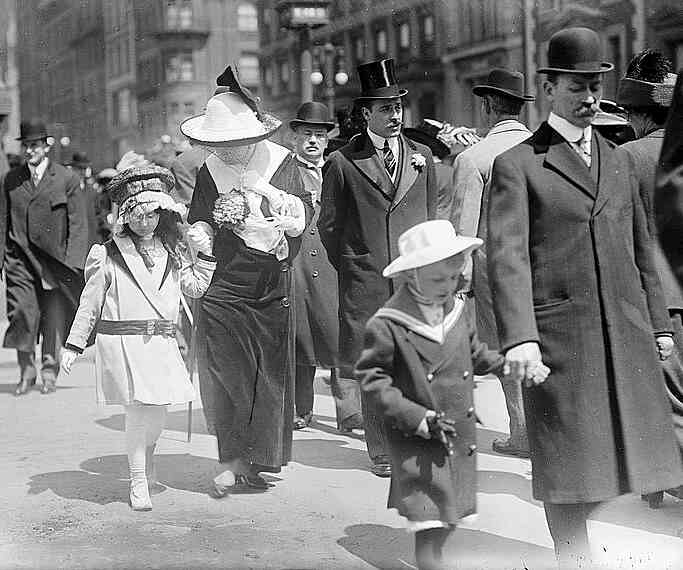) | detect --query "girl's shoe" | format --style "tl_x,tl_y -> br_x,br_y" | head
210,470 -> 237,498
130,478 -> 153,511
